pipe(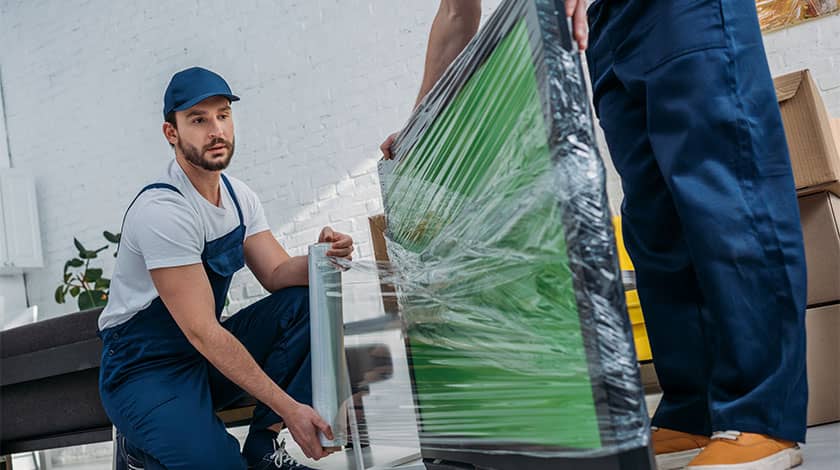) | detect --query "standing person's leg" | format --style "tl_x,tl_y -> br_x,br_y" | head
638,0 -> 807,445
587,1 -> 714,441
208,286 -> 313,466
